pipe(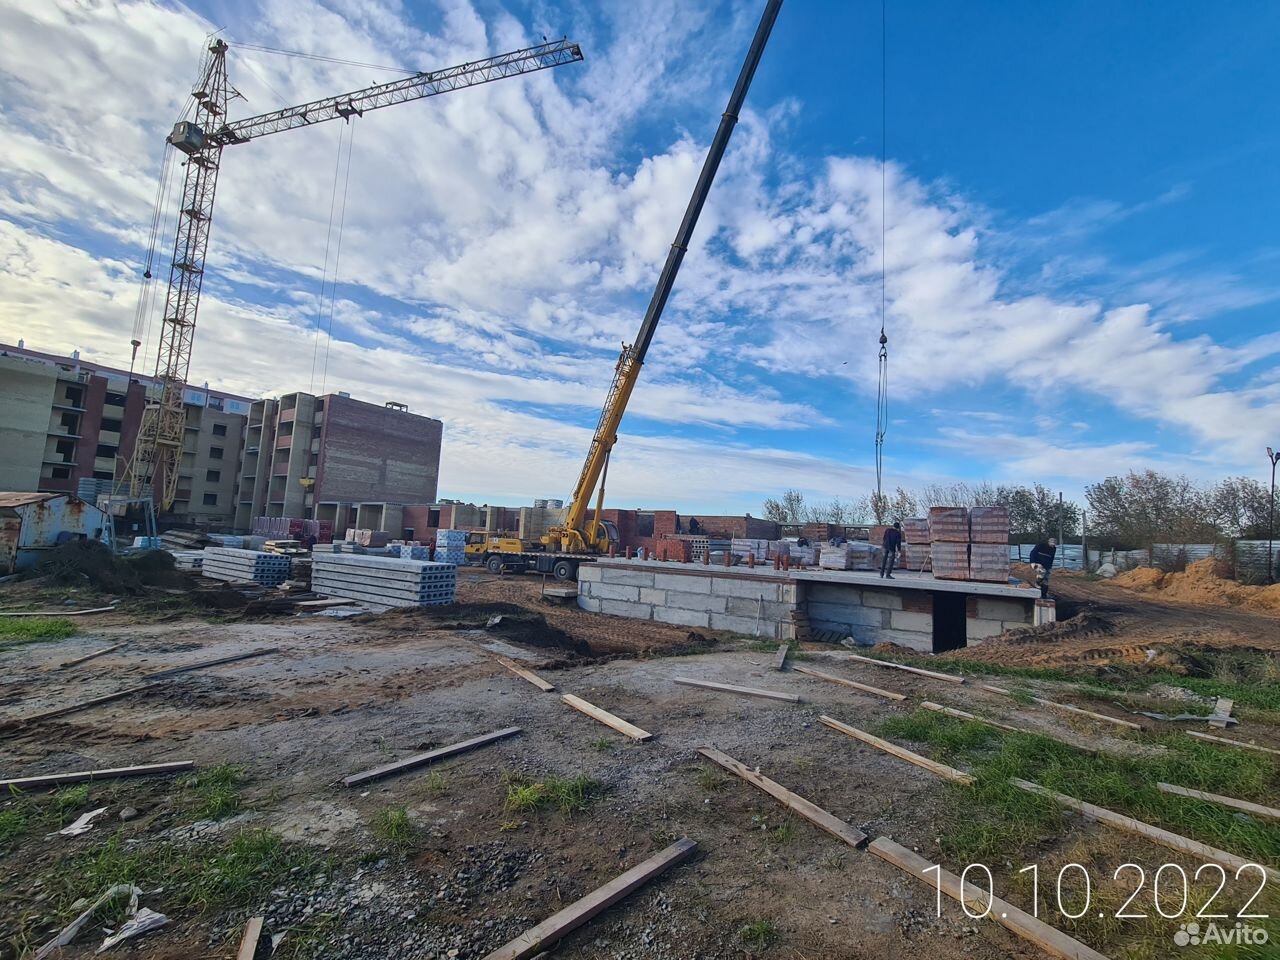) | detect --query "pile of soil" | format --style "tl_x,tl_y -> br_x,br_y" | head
35,540 -> 187,593
1112,558 -> 1280,615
